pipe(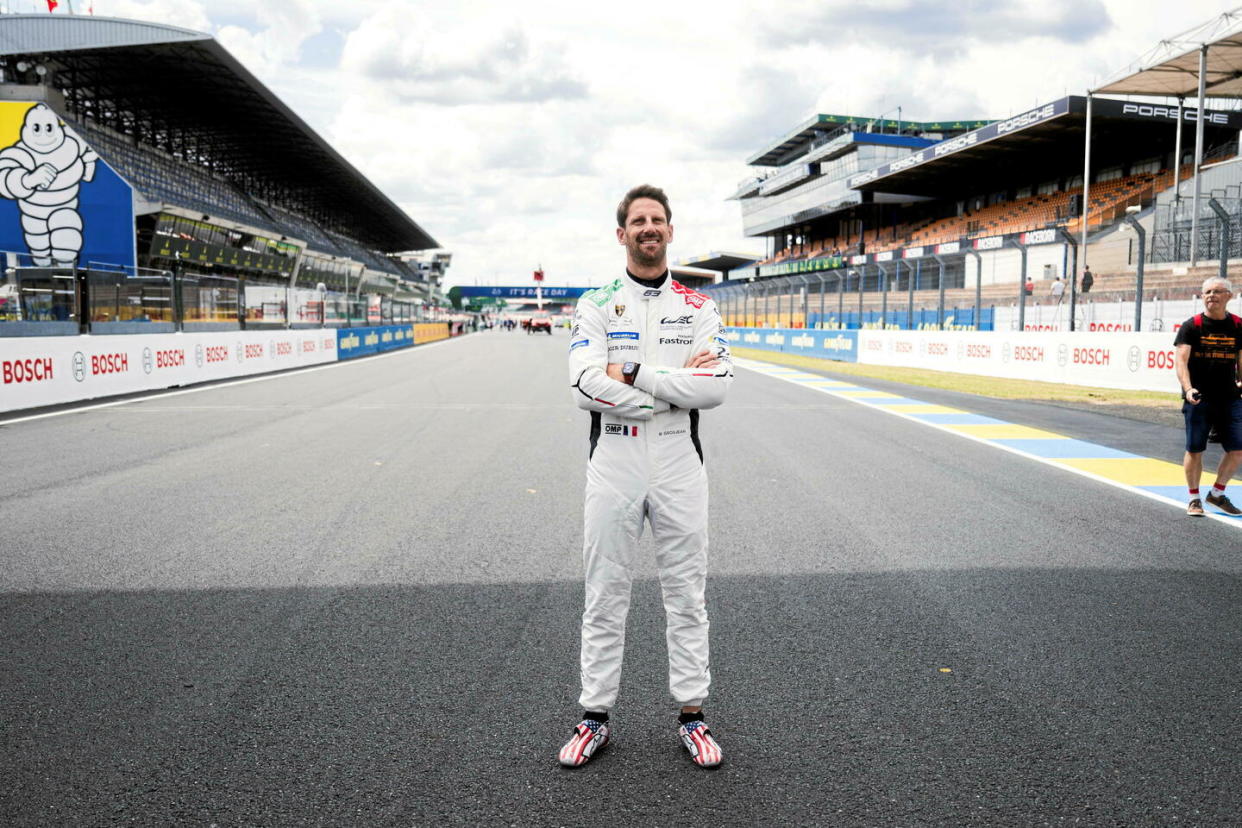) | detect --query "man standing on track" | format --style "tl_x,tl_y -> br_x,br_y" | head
1175,276 -> 1242,517
559,184 -> 733,769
